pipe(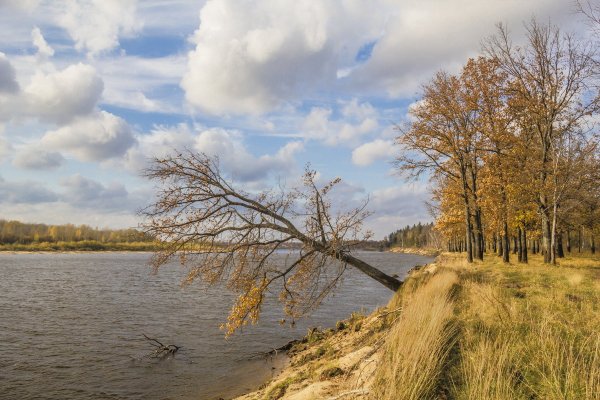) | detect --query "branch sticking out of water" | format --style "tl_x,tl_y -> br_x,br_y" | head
142,334 -> 180,358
